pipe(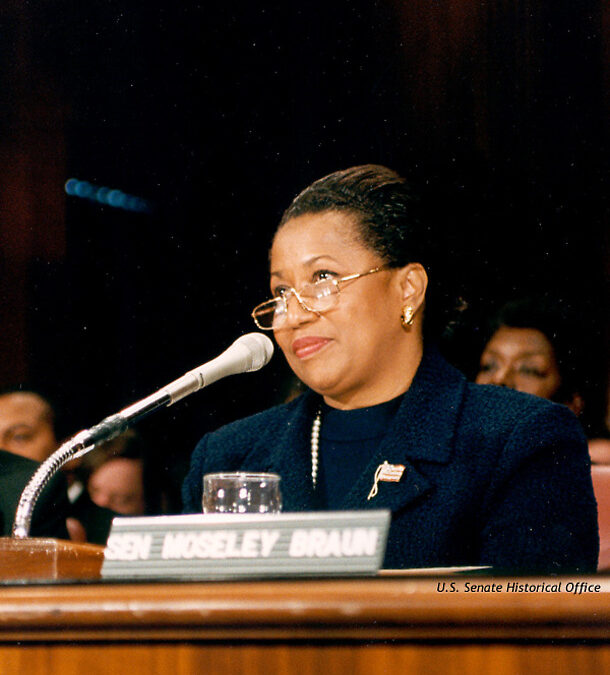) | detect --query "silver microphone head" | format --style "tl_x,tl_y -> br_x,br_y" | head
234,332 -> 274,371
